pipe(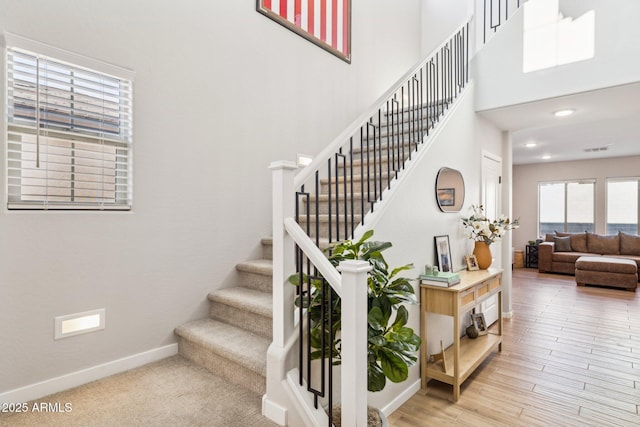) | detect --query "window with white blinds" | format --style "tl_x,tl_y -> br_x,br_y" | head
6,43 -> 133,210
